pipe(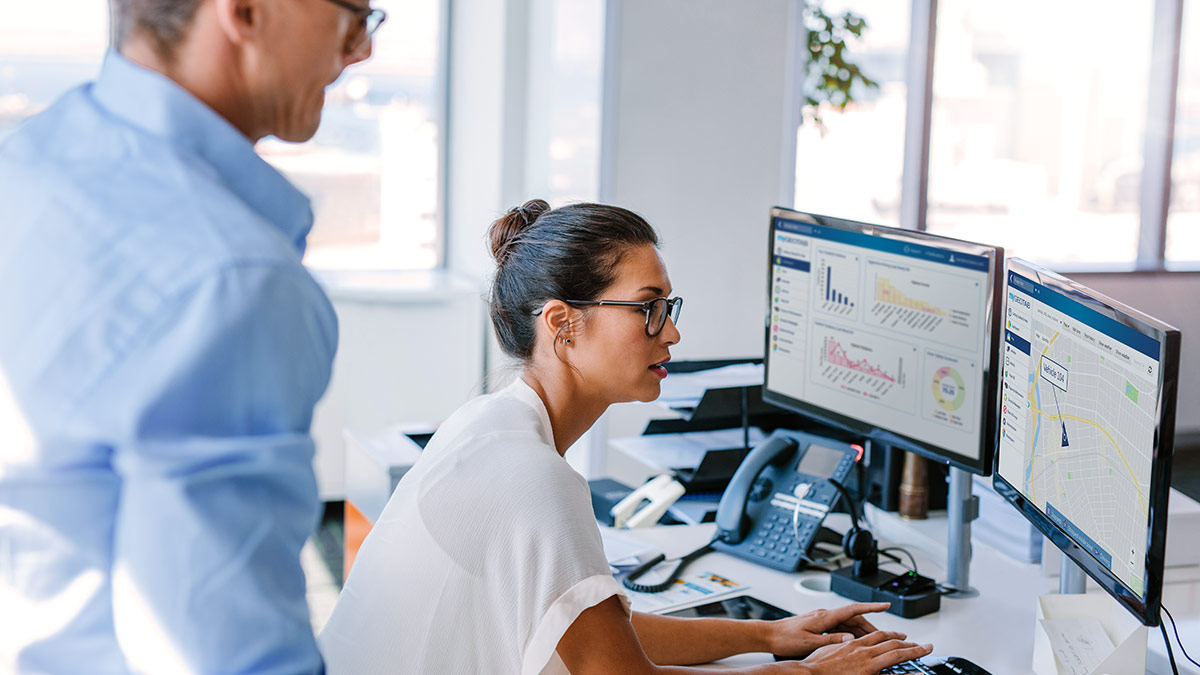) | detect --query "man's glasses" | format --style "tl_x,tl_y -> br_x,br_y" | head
320,0 -> 387,55
533,297 -> 684,337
